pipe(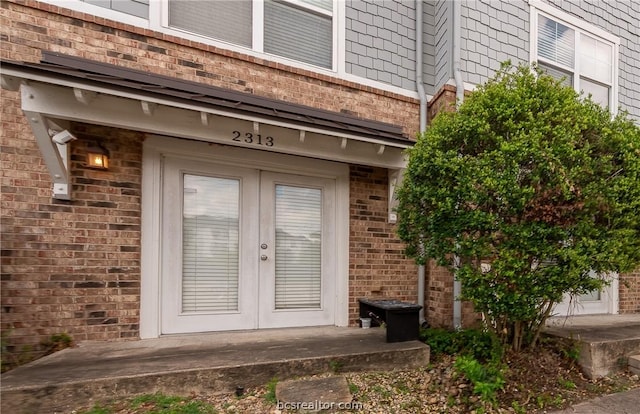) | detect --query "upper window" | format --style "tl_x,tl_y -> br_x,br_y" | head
81,0 -> 149,19
533,7 -> 618,112
167,0 -> 334,69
